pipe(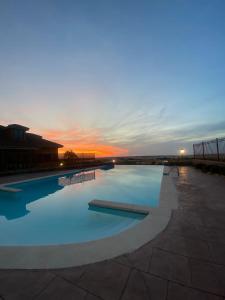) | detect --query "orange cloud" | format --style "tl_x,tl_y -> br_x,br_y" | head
40,128 -> 128,157
59,144 -> 128,157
